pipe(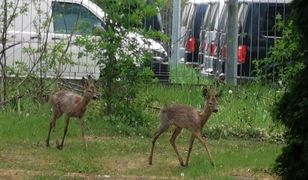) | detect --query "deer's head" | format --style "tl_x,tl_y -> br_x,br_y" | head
202,87 -> 221,113
82,75 -> 98,100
